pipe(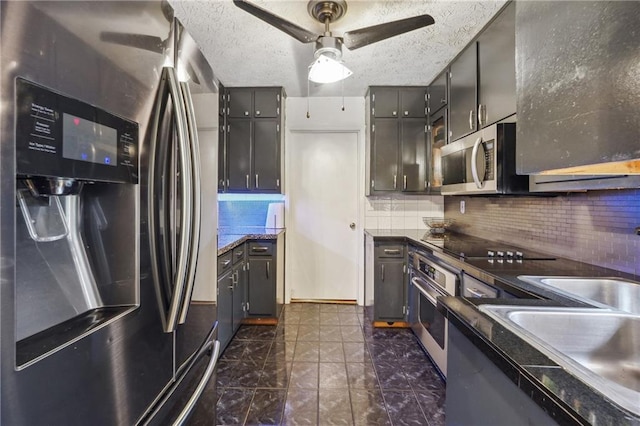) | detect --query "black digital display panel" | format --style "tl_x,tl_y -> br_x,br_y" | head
62,113 -> 118,167
15,78 -> 139,184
